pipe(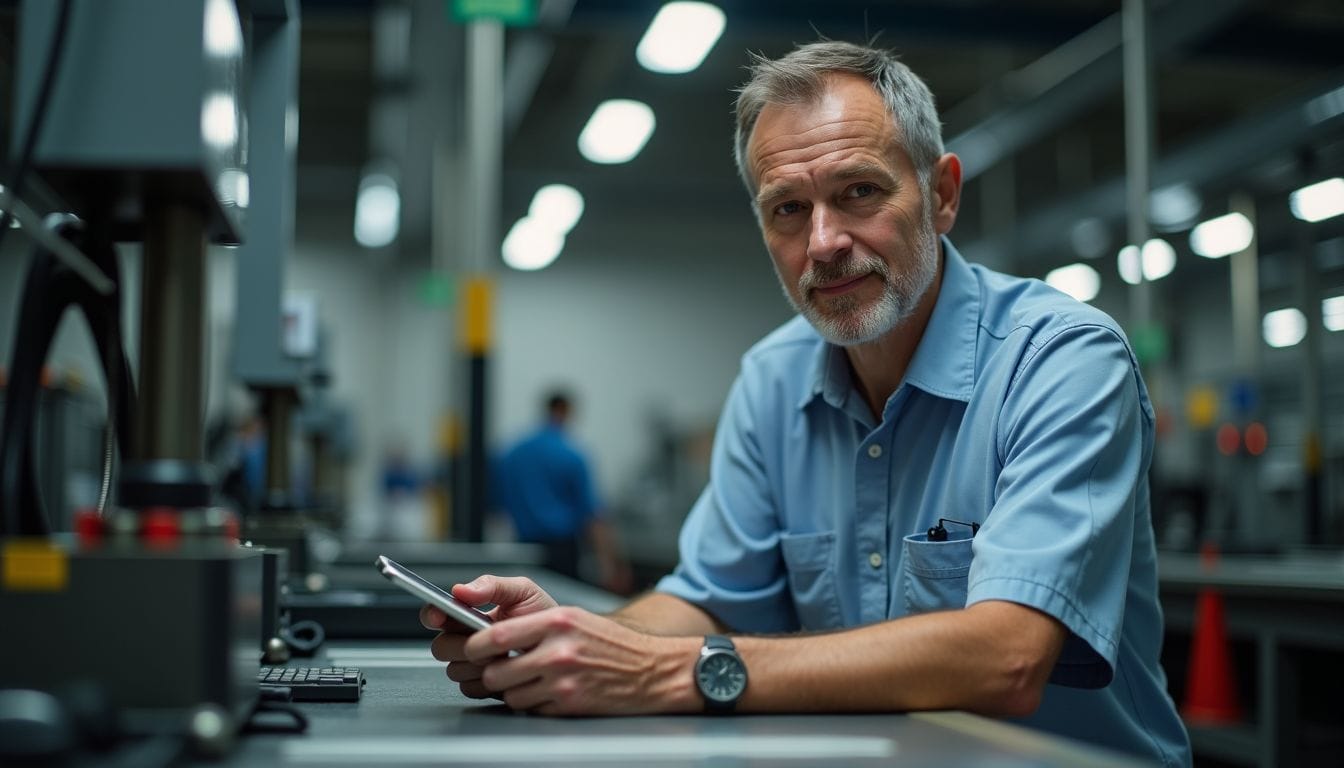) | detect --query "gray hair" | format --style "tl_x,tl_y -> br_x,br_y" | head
733,41 -> 944,200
